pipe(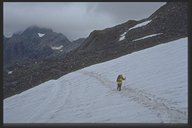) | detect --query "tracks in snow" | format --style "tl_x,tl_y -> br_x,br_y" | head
78,70 -> 187,123
25,70 -> 187,123
27,80 -> 71,123
121,87 -> 187,123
